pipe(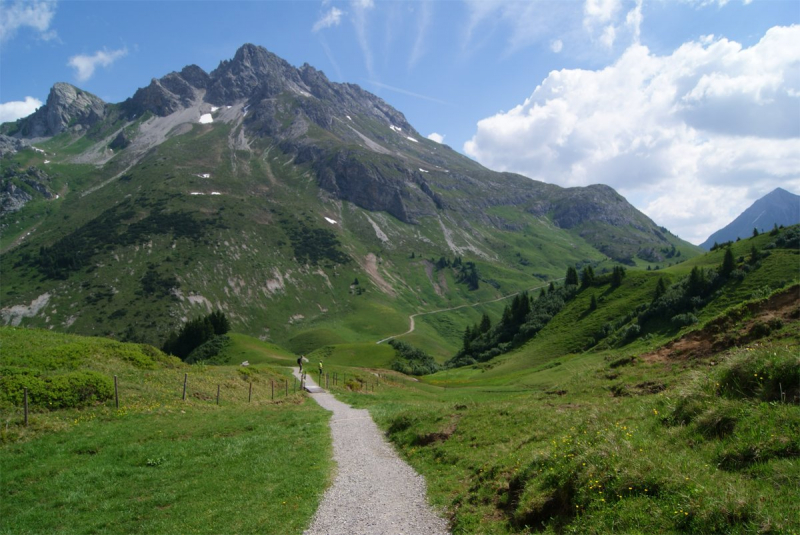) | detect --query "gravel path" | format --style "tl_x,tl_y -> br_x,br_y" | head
294,369 -> 450,535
